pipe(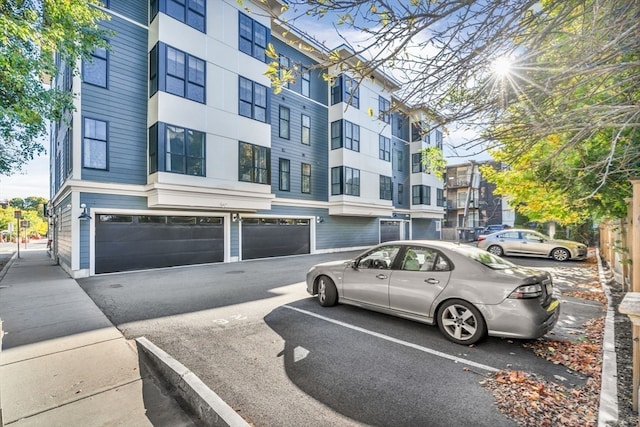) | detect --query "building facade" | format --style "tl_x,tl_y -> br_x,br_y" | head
48,0 -> 445,277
